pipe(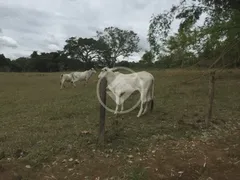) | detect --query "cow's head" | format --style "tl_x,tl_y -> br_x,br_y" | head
98,67 -> 113,79
90,68 -> 97,73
